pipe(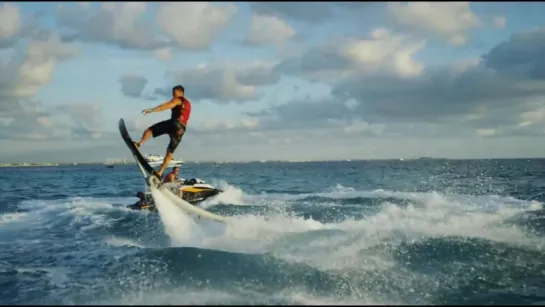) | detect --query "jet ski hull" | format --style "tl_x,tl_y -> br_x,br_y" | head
179,186 -> 223,204
127,183 -> 222,211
